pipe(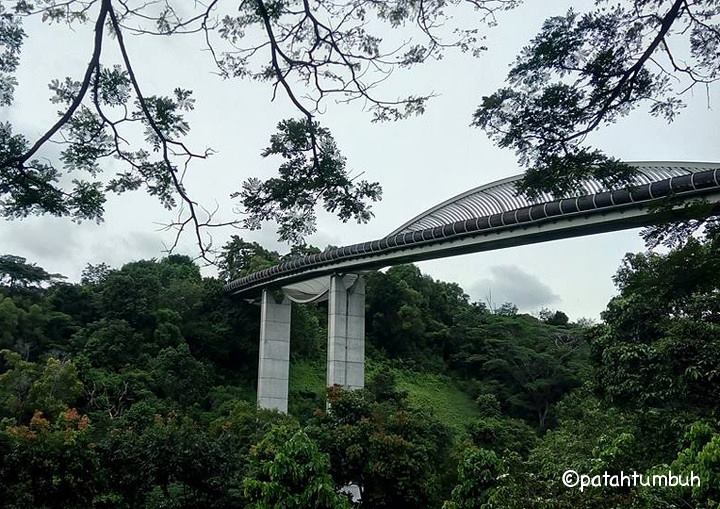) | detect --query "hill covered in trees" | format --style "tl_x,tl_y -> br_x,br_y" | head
1,234 -> 719,508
